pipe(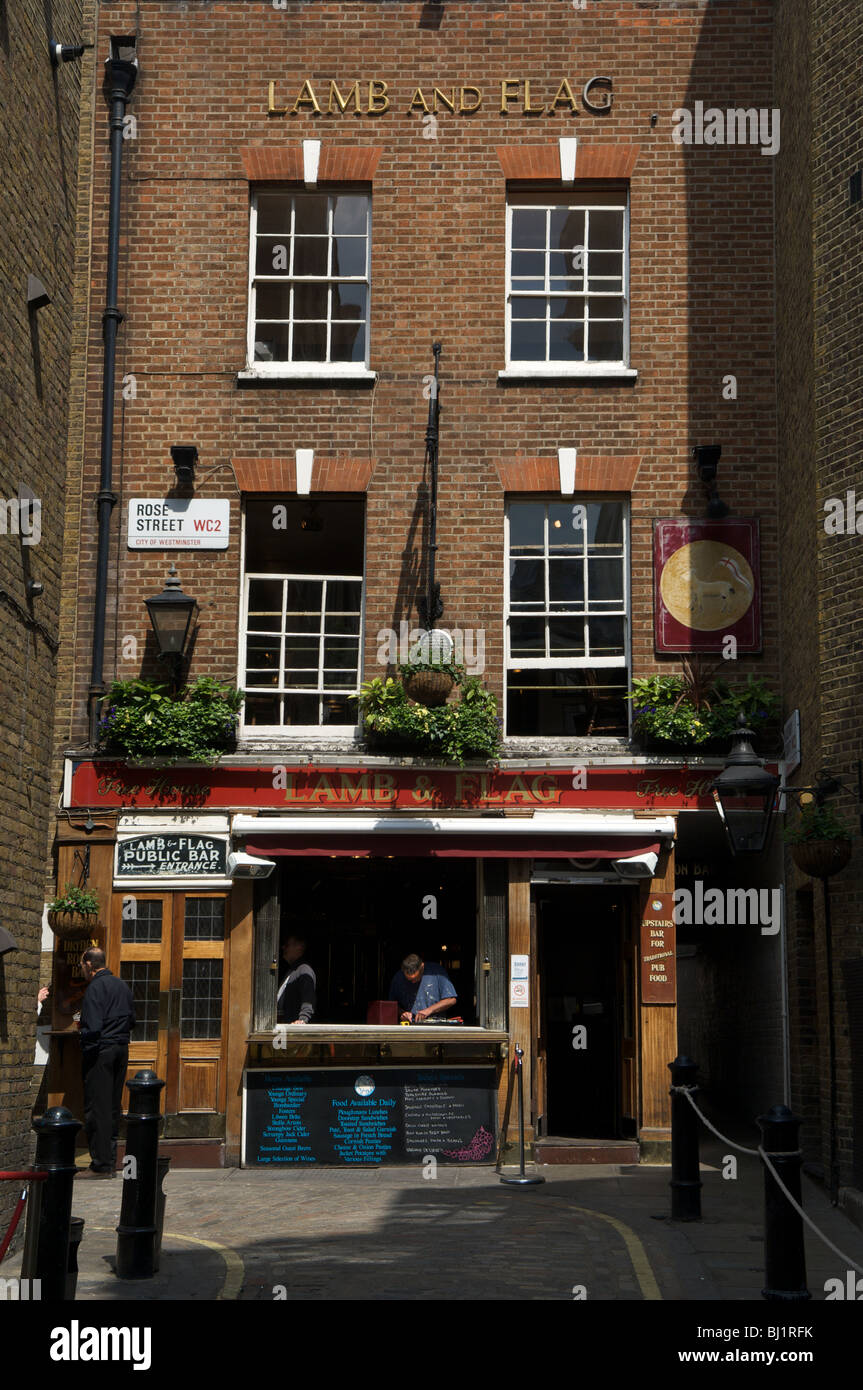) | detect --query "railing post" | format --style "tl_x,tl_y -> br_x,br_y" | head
668,1055 -> 702,1221
66,1217 -> 85,1301
115,1070 -> 165,1280
21,1105 -> 81,1300
758,1104 -> 811,1301
500,1045 -> 544,1186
